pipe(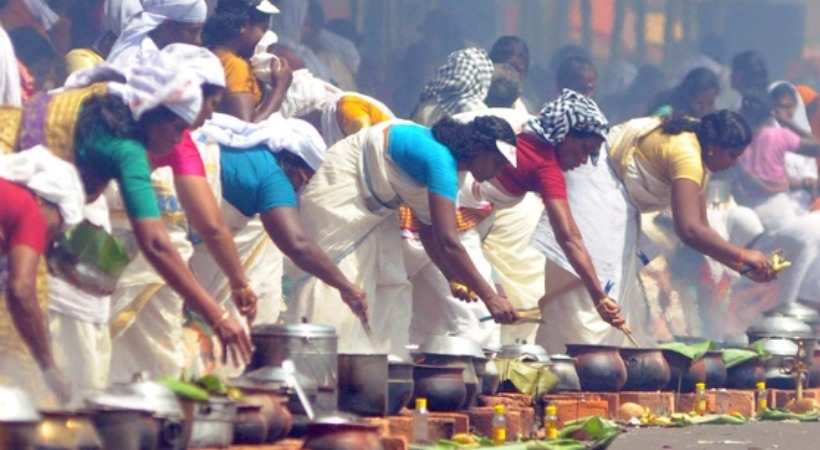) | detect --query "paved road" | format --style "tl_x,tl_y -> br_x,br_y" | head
608,422 -> 820,449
